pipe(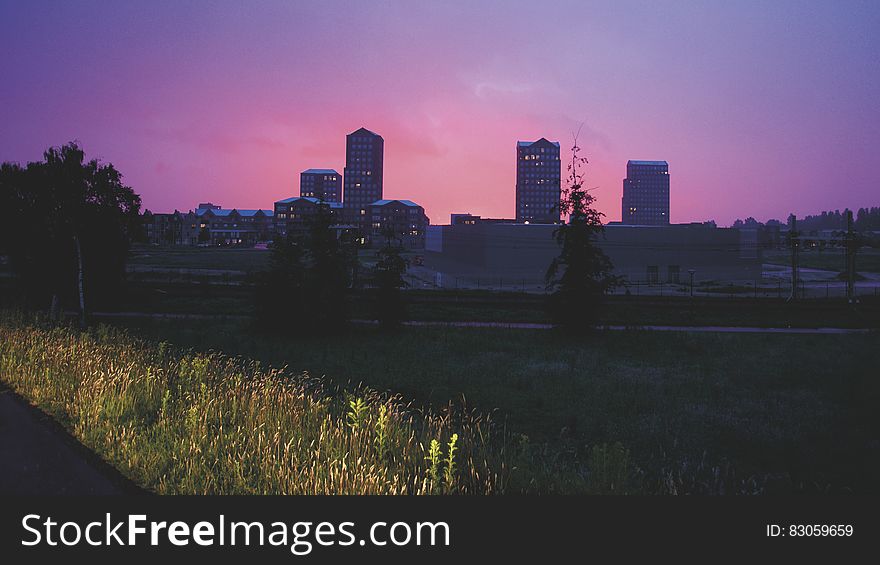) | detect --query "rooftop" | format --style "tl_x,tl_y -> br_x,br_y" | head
628,160 -> 668,166
196,208 -> 273,217
517,138 -> 561,148
348,127 -> 382,138
239,209 -> 273,217
302,168 -> 339,175
274,196 -> 320,205
372,199 -> 420,207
